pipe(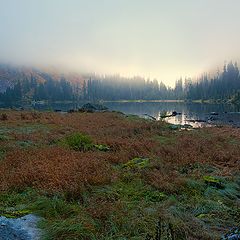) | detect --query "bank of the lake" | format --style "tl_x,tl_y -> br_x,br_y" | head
2,100 -> 240,128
